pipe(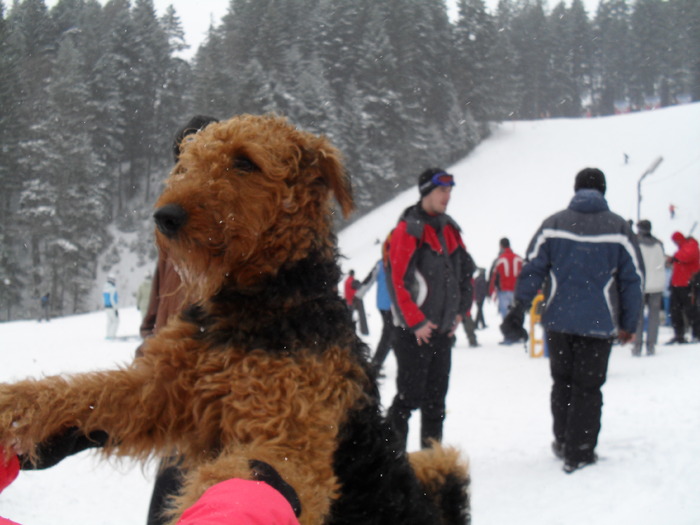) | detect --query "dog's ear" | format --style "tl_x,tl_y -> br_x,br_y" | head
306,140 -> 354,219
